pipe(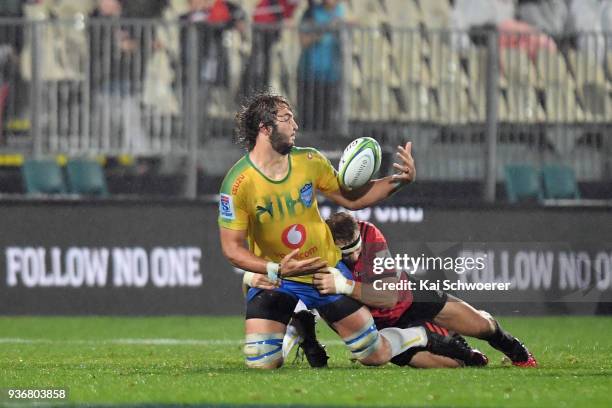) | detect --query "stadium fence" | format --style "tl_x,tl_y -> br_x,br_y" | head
0,18 -> 610,198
